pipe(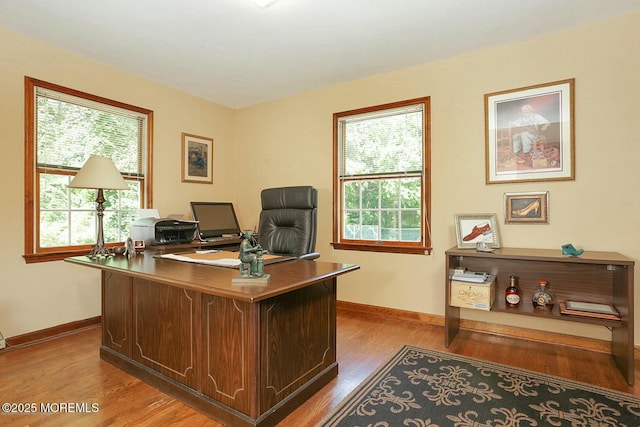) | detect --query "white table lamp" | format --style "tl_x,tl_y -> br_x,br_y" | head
68,156 -> 129,258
